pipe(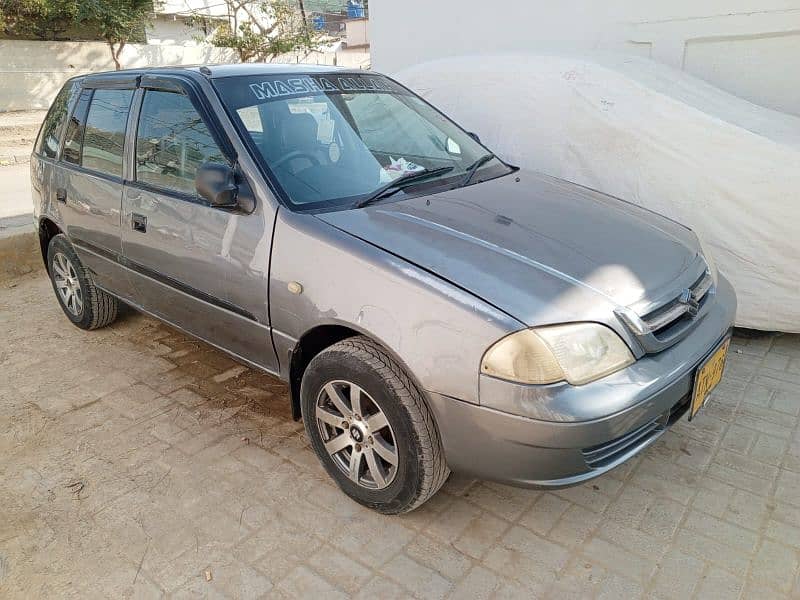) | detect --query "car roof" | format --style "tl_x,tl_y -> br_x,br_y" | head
196,63 -> 364,78
76,63 -> 368,83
